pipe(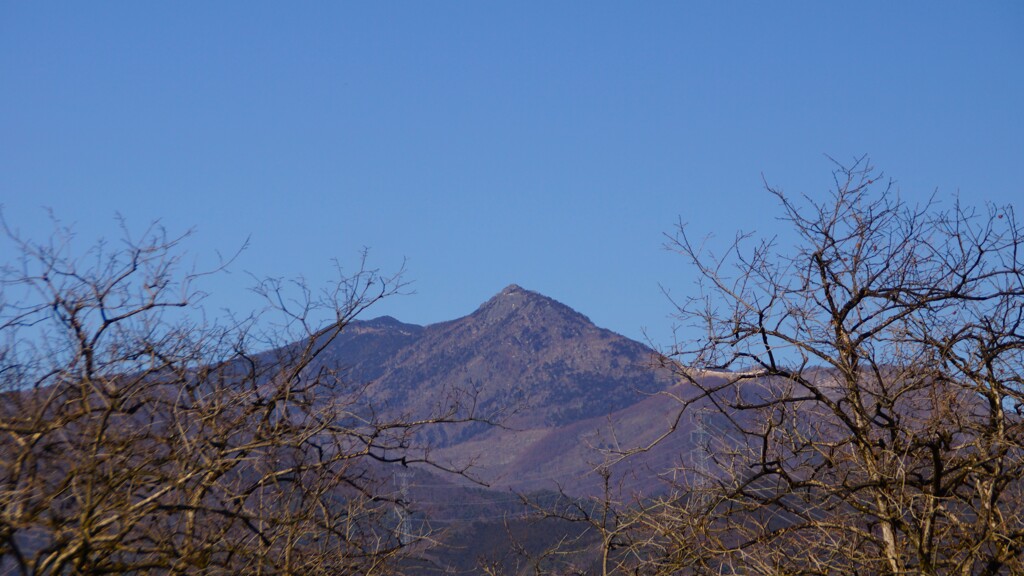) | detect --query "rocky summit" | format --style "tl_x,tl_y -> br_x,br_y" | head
324,285 -> 671,432
304,285 -> 715,572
